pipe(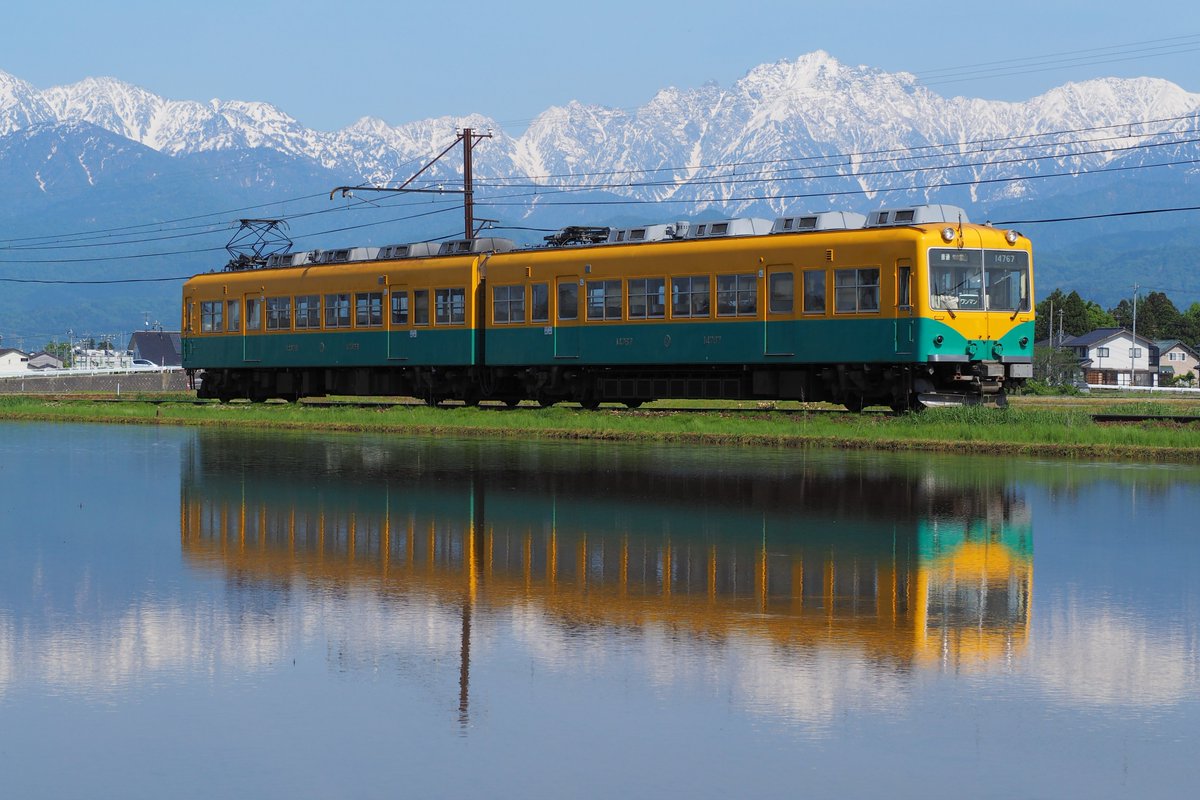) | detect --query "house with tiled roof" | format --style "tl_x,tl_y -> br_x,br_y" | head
1155,339 -> 1200,383
126,331 -> 182,367
1060,328 -> 1160,386
0,348 -> 30,372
